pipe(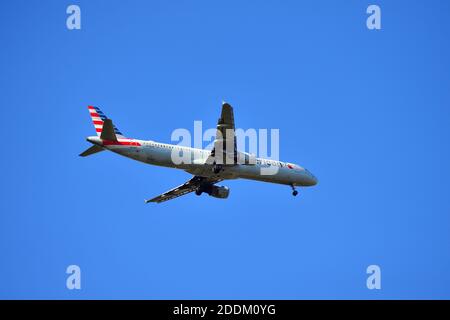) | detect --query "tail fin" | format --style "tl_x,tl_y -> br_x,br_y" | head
87,106 -> 126,139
